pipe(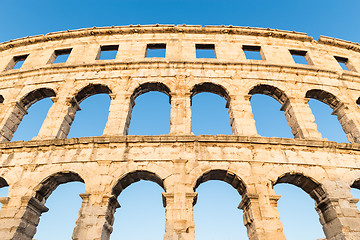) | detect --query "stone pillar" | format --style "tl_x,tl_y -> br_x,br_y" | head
36,96 -> 80,139
103,93 -> 133,136
0,196 -> 48,240
331,102 -> 360,143
72,193 -> 120,240
281,97 -> 323,140
170,93 -> 192,135
316,182 -> 360,240
228,95 -> 258,136
163,192 -> 197,240
0,101 -> 28,142
163,159 -> 196,240
239,191 -> 286,240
